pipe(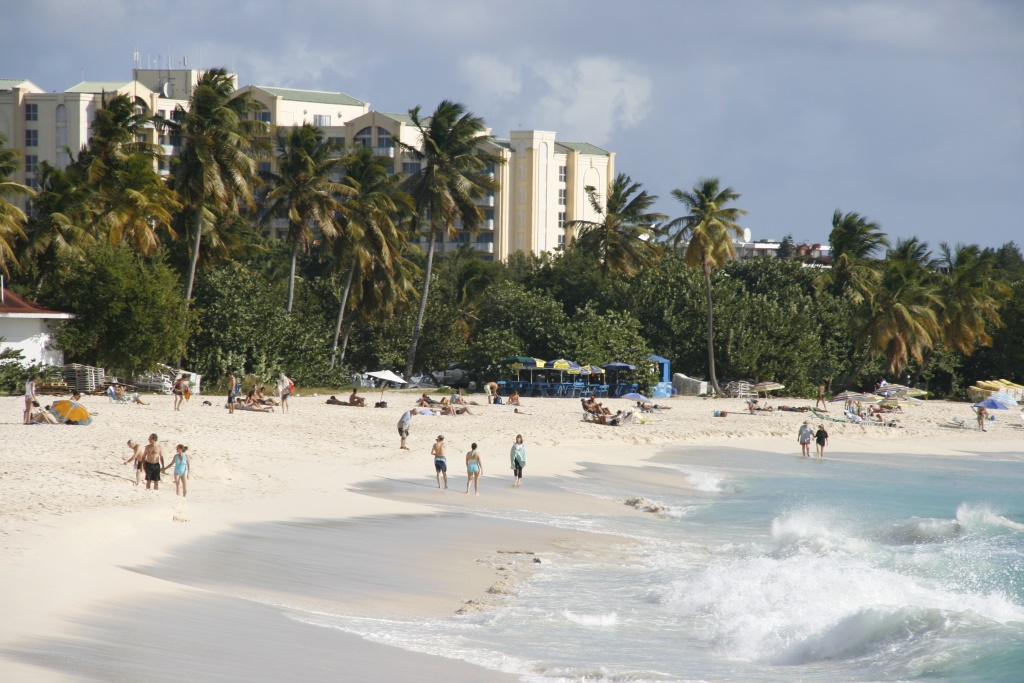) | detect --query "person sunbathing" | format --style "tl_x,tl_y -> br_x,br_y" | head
509,391 -> 521,406
450,392 -> 467,405
256,386 -> 279,406
349,387 -> 366,407
326,395 -> 348,405
441,404 -> 473,416
30,407 -> 59,424
242,390 -> 274,412
417,393 -> 439,407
